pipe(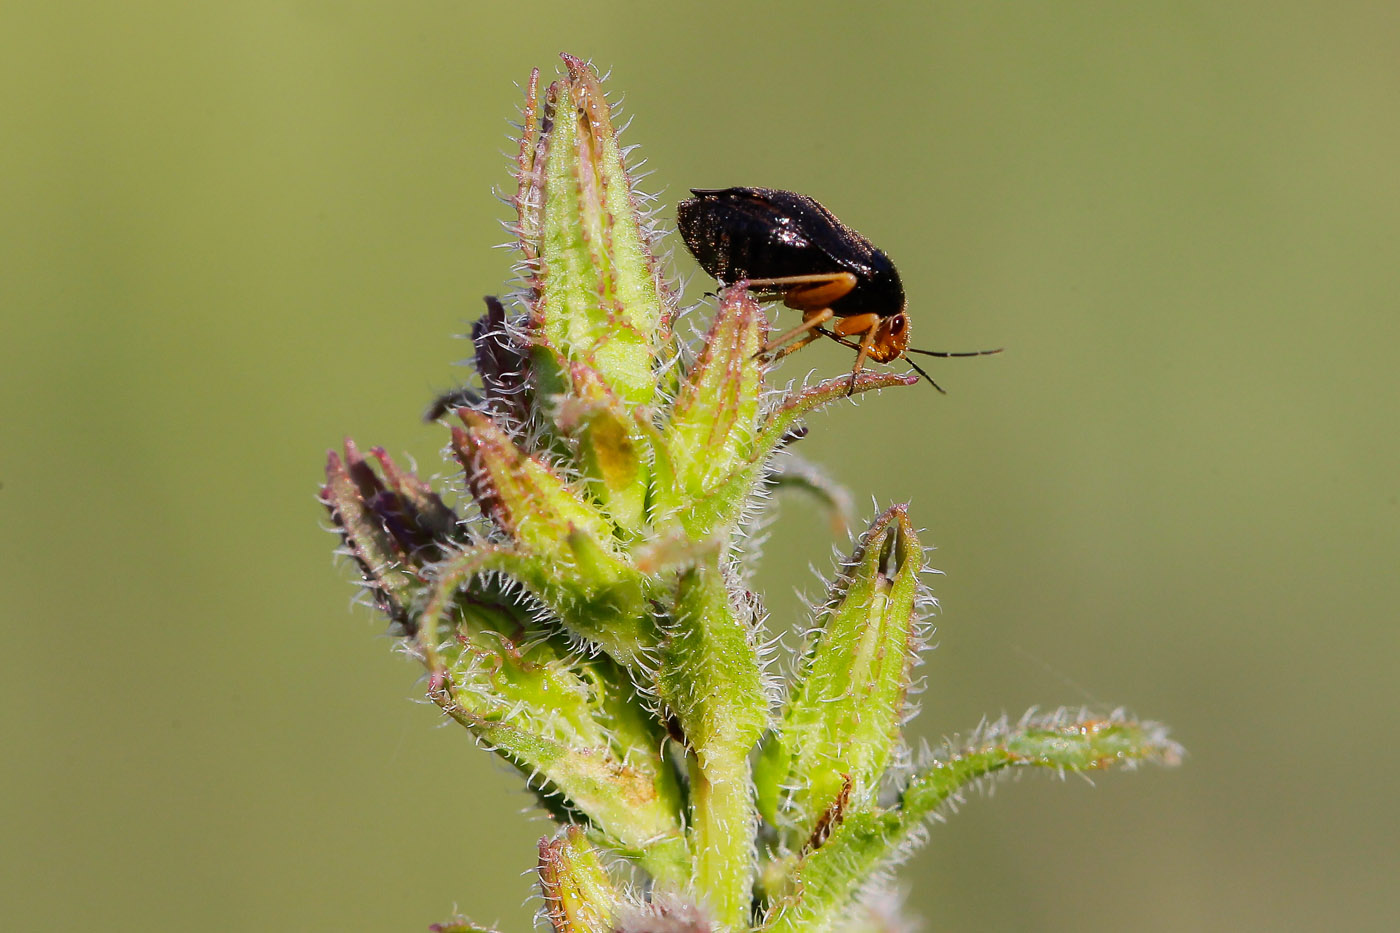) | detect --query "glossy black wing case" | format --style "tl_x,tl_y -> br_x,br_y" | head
677,187 -> 904,318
